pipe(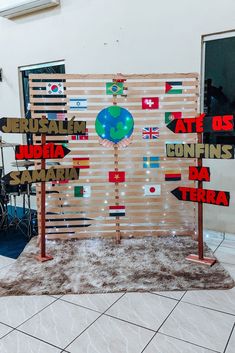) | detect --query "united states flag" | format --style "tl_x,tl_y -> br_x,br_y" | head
142,127 -> 159,139
47,113 -> 66,121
